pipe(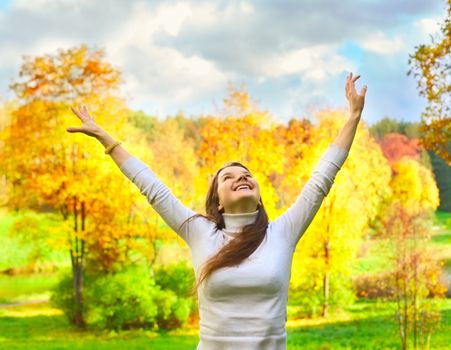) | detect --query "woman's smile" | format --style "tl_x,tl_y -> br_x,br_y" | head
235,184 -> 252,191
